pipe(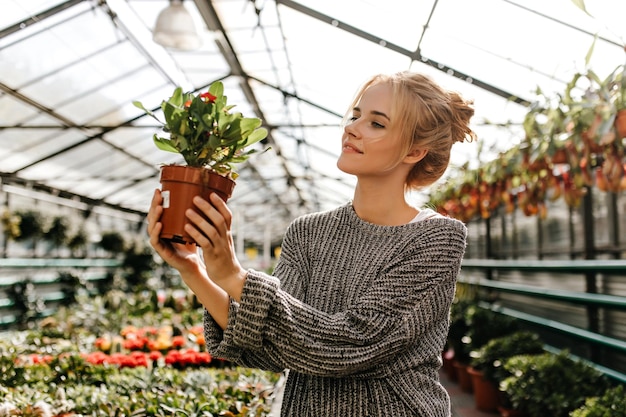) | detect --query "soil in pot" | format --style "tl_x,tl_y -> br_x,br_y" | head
159,165 -> 235,245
